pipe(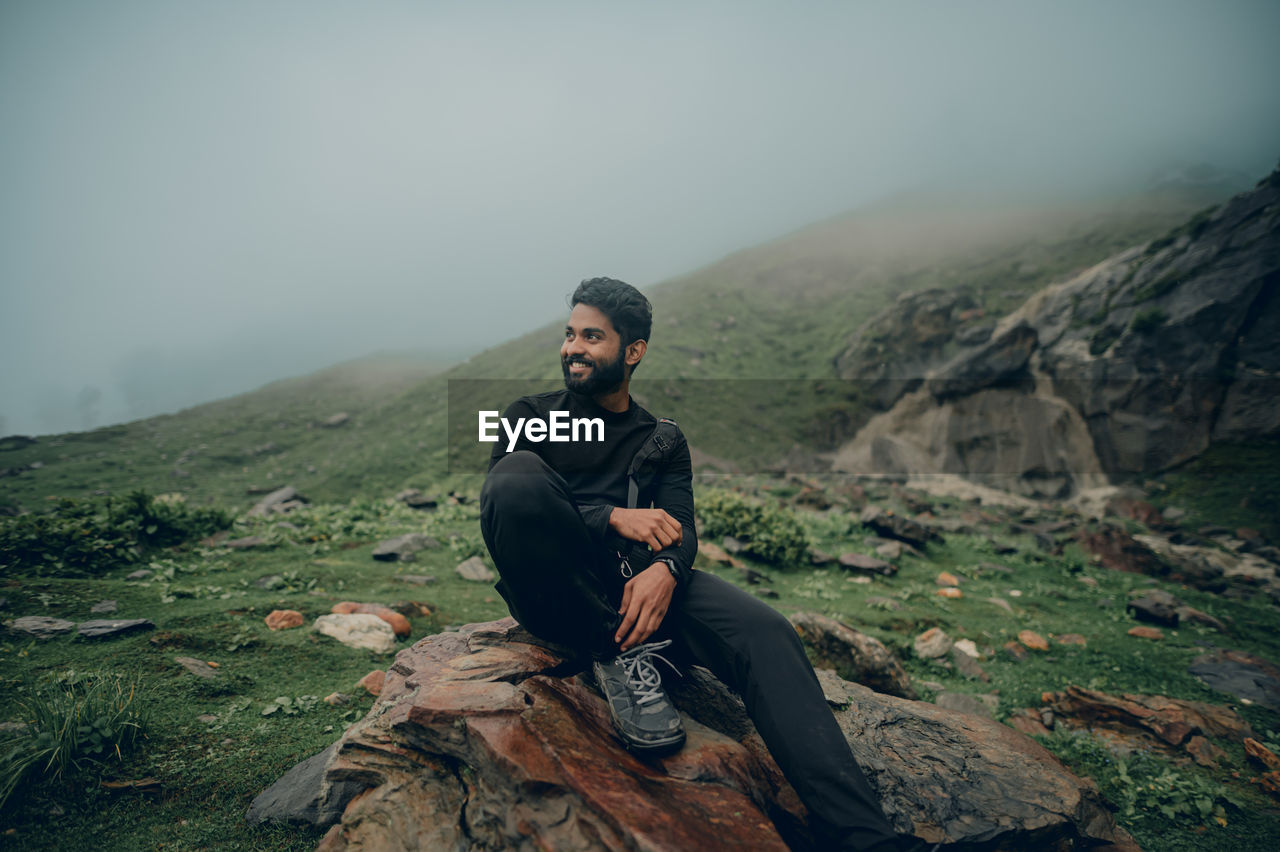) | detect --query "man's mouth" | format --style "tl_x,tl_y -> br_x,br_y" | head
566,360 -> 592,375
